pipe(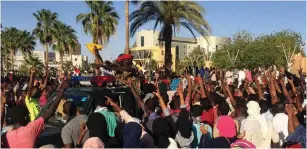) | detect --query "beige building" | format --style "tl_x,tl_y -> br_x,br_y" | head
130,30 -> 230,70
14,51 -> 55,69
